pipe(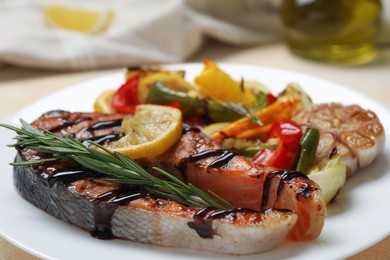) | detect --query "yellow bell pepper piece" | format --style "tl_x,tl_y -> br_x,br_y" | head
195,60 -> 255,105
